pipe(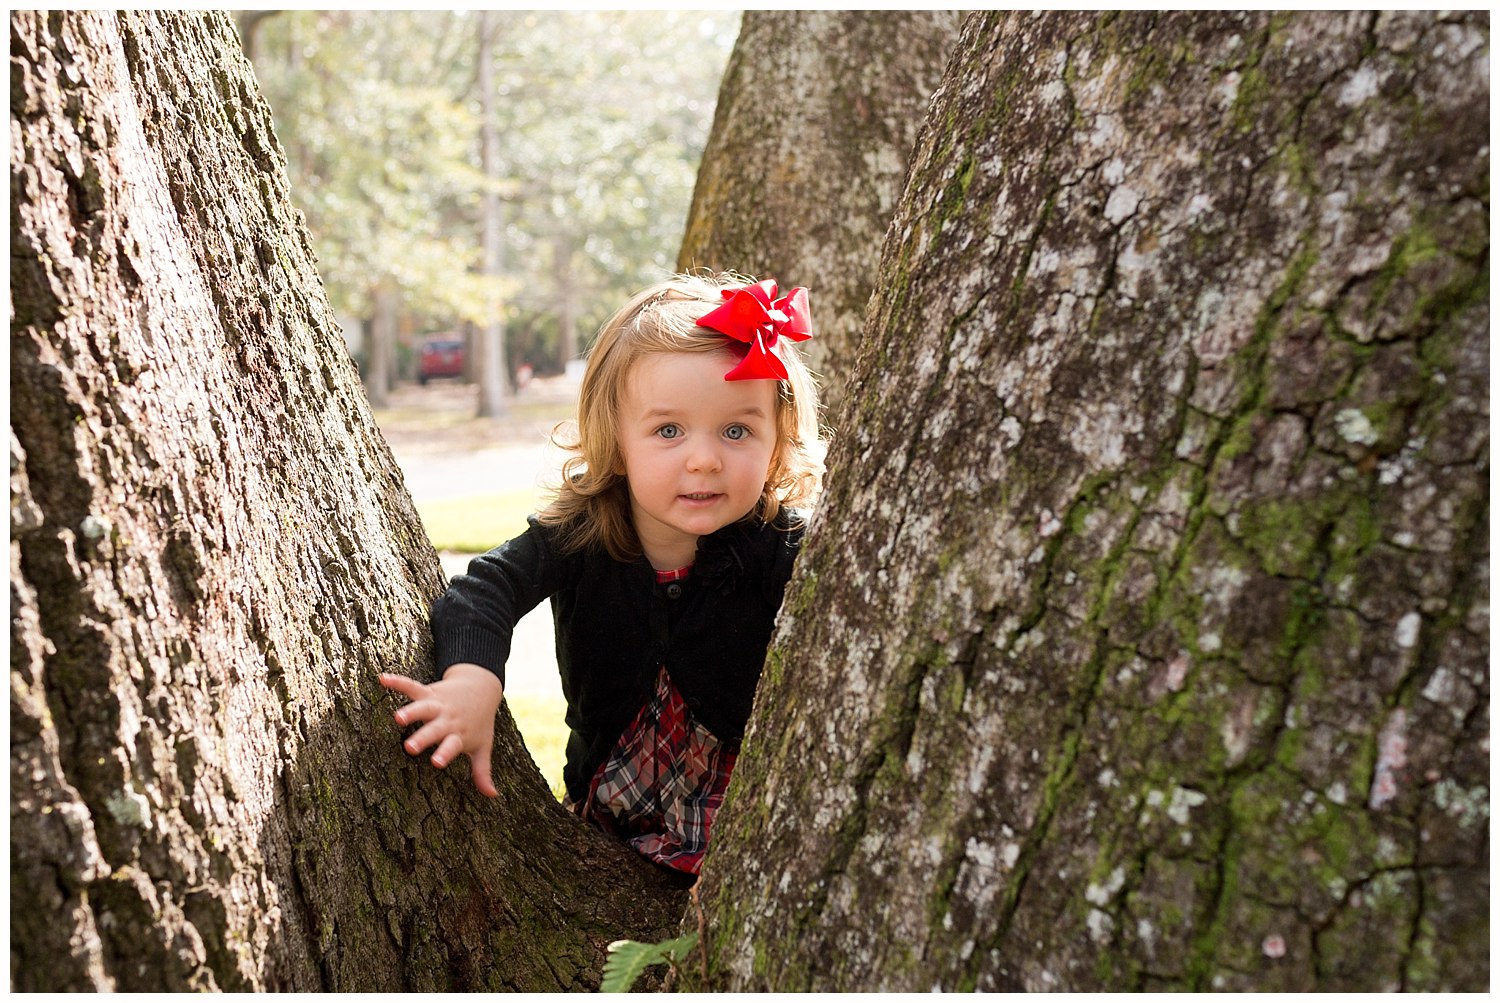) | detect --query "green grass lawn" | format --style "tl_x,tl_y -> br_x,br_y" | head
414,490 -> 540,553
507,693 -> 568,801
